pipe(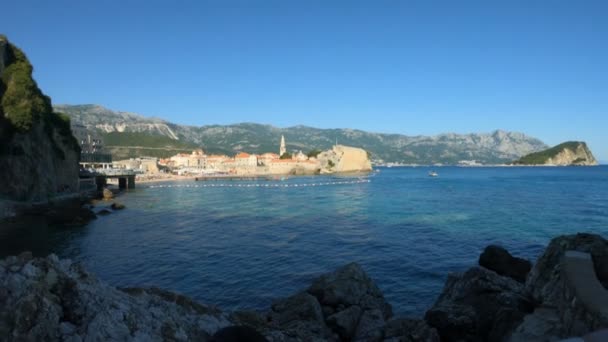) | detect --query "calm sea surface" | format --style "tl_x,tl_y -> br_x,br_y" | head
2,166 -> 608,316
